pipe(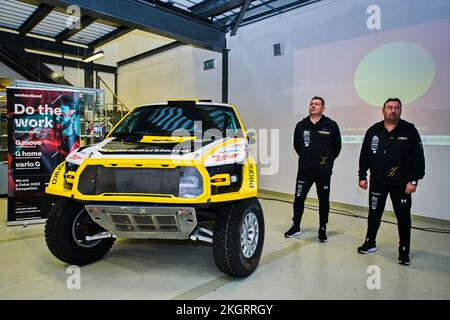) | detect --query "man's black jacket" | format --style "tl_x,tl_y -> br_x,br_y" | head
358,119 -> 425,185
293,115 -> 341,177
